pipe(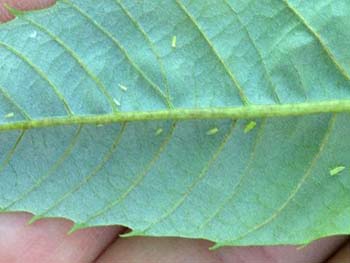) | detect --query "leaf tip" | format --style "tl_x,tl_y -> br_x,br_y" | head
209,243 -> 223,250
296,243 -> 308,250
120,229 -> 145,238
27,215 -> 43,225
68,223 -> 87,234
